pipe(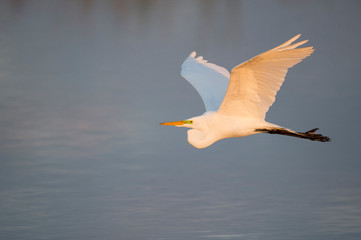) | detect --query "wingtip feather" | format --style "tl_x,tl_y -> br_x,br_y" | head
272,34 -> 303,51
291,34 -> 301,42
279,39 -> 309,51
